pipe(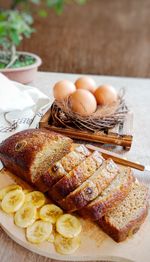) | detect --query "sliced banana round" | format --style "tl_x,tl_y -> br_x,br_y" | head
14,204 -> 37,228
1,189 -> 25,213
54,233 -> 81,255
26,220 -> 52,244
36,209 -> 41,220
47,225 -> 57,243
0,184 -> 22,201
56,214 -> 82,238
47,231 -> 56,243
39,204 -> 63,223
25,191 -> 45,208
23,189 -> 32,195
